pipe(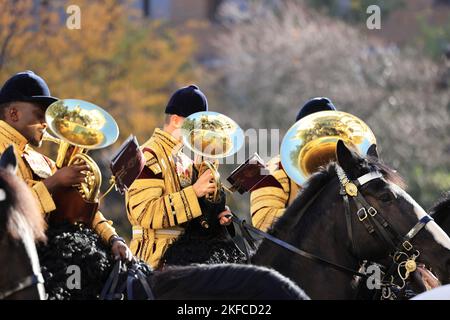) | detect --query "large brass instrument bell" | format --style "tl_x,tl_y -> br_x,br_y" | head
181,111 -> 244,227
280,111 -> 376,186
43,99 -> 119,224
